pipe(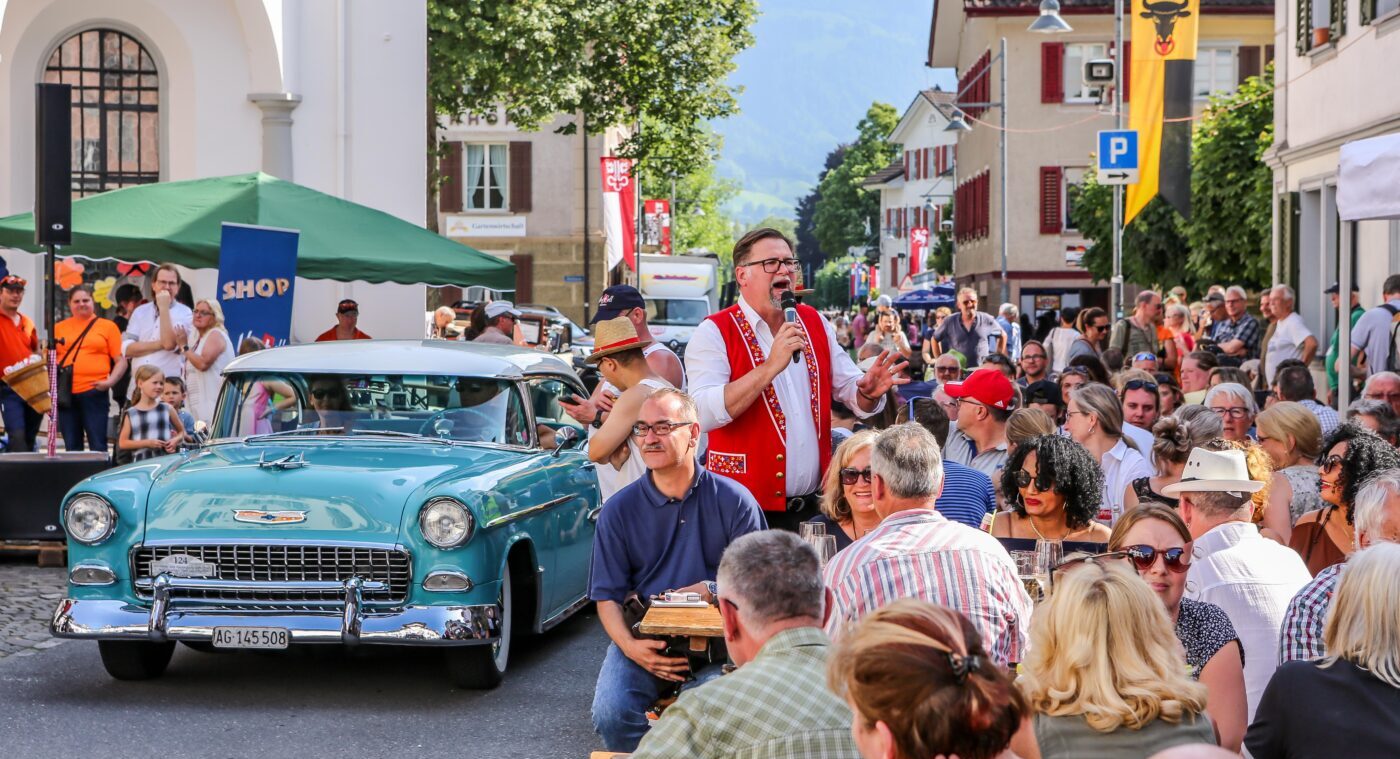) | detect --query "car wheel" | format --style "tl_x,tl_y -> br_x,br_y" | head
444,571 -> 511,690
98,640 -> 176,680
